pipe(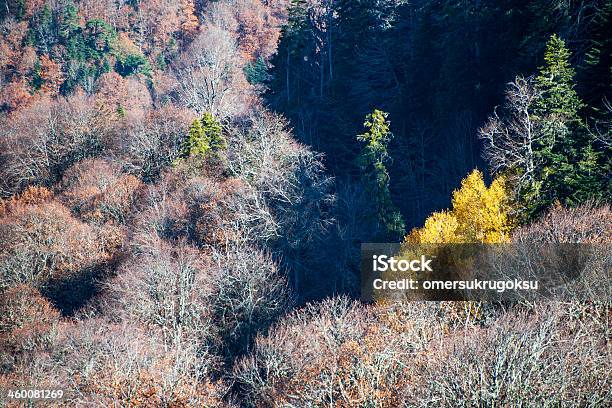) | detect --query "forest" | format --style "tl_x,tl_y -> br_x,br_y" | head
0,0 -> 610,406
